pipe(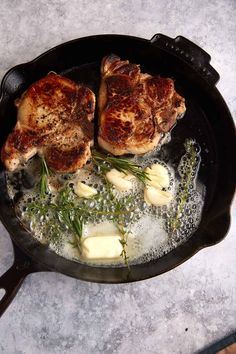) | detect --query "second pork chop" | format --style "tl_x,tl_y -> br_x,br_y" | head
98,54 -> 186,155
